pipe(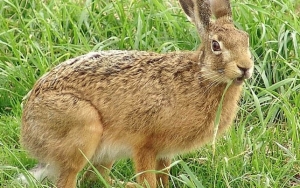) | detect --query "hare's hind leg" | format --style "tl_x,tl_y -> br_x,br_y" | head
22,93 -> 103,188
53,97 -> 103,188
83,161 -> 114,183
17,163 -> 58,184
